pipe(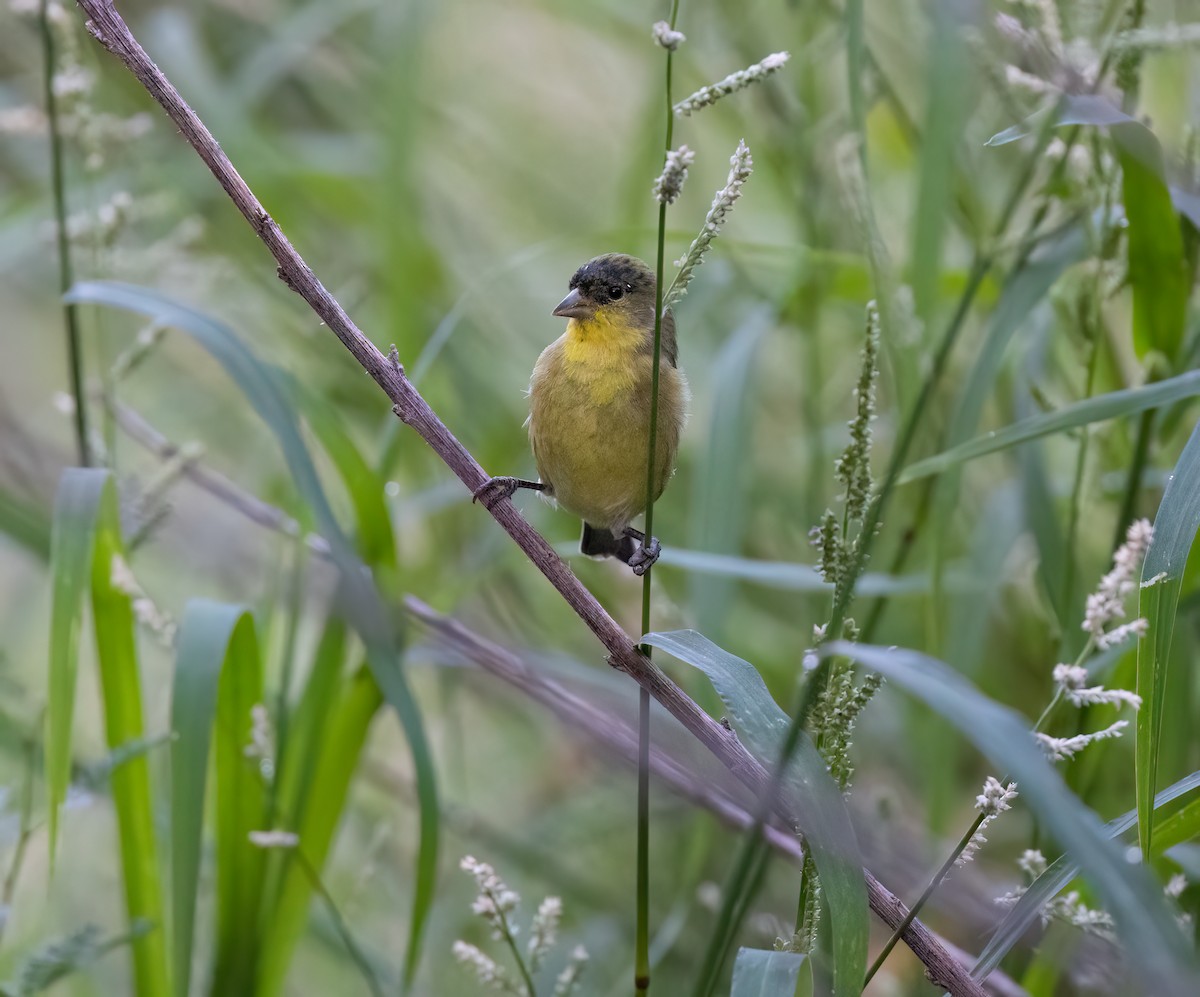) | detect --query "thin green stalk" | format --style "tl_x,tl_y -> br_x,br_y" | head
40,0 -> 91,467
490,901 -> 536,997
861,814 -> 985,986
635,684 -> 652,995
637,4 -> 680,992
863,679 -> 1071,984
293,848 -> 388,997
1061,298 -> 1105,627
691,819 -> 764,995
693,837 -> 772,997
0,733 -> 38,951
